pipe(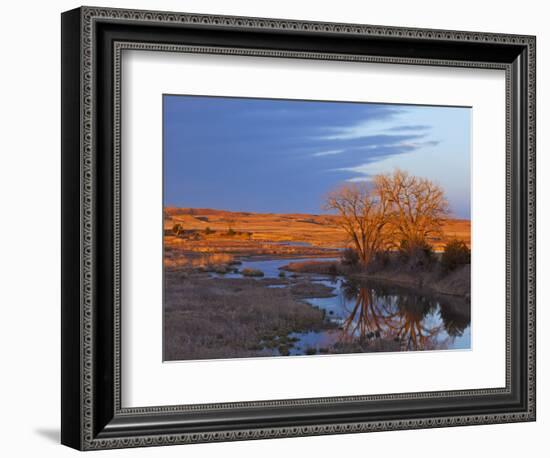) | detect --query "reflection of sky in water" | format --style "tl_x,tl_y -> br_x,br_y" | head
211,257 -> 337,279
304,278 -> 470,352
213,257 -> 471,354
